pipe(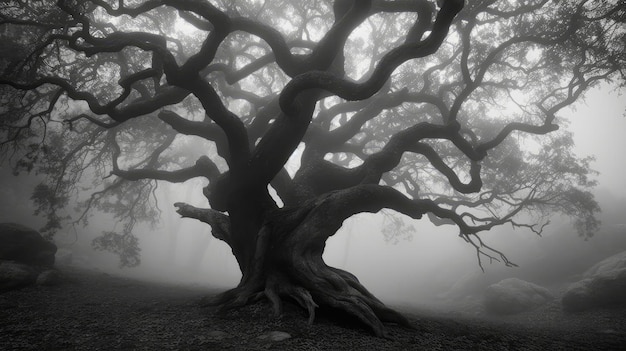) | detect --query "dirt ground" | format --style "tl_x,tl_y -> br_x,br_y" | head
1,267 -> 625,350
